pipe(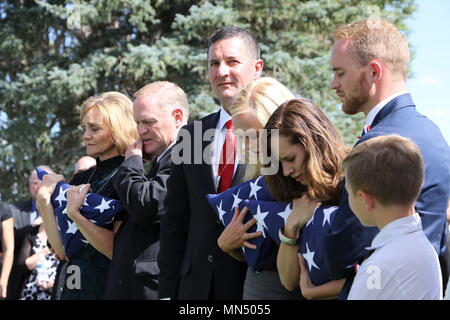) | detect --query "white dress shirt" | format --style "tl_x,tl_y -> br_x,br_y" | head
348,214 -> 442,300
211,107 -> 240,190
